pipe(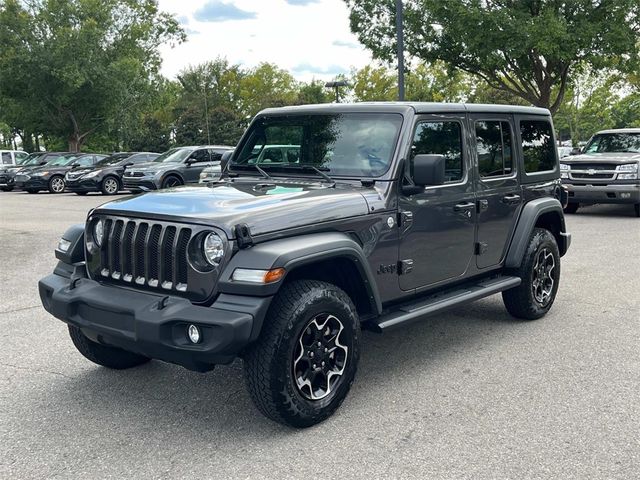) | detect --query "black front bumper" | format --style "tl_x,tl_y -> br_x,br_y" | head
20,177 -> 49,190
39,272 -> 272,371
123,177 -> 159,192
66,178 -> 100,192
